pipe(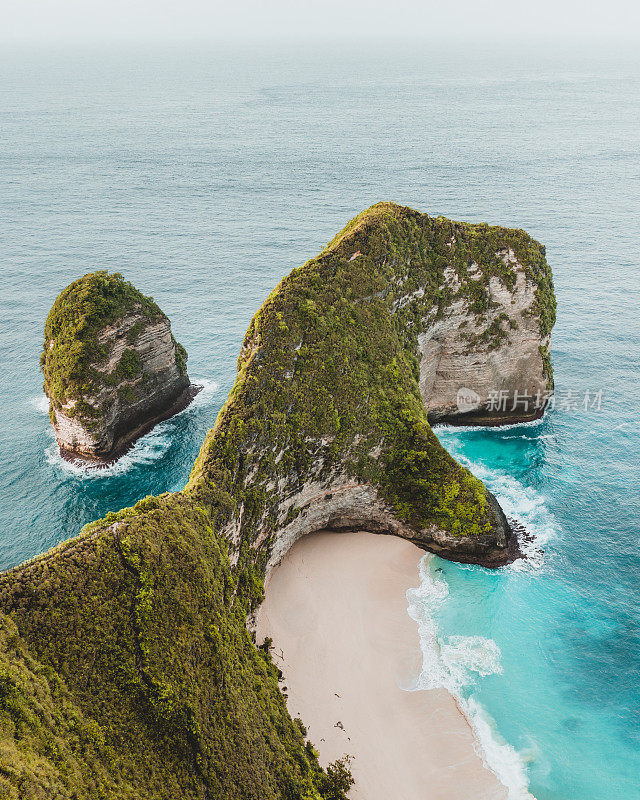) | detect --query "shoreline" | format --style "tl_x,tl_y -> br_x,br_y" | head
57,382 -> 203,468
256,531 -> 510,800
428,404 -> 547,428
